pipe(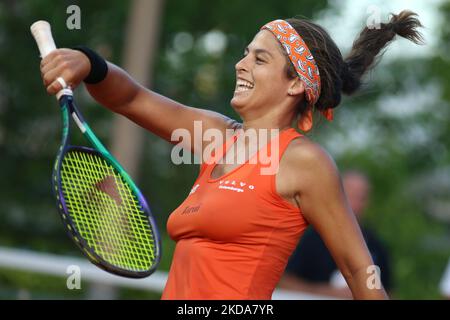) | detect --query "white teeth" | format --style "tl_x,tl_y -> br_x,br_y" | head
236,86 -> 251,92
236,79 -> 254,91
